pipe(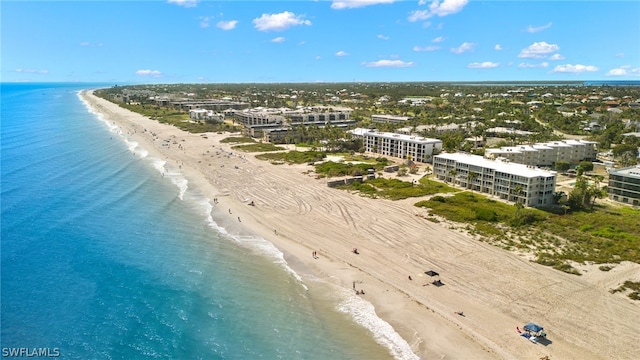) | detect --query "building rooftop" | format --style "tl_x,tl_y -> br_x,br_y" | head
436,152 -> 557,178
364,130 -> 441,144
609,165 -> 640,178
372,114 -> 411,121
